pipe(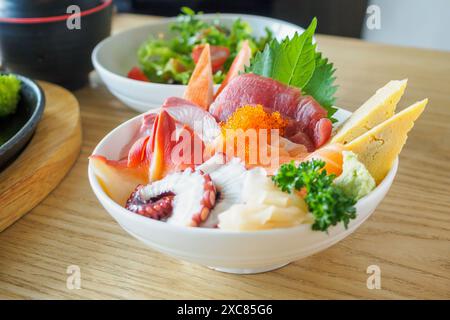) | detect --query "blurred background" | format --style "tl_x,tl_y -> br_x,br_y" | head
114,0 -> 450,51
1,0 -> 448,90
